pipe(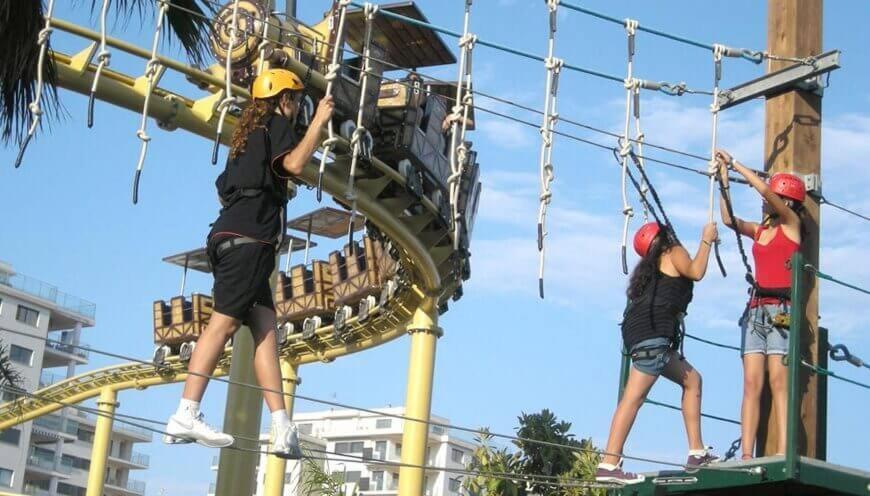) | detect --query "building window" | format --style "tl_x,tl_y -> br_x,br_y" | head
451,448 -> 464,464
16,305 -> 39,327
371,471 -> 384,490
284,473 -> 293,484
375,418 -> 391,429
389,472 -> 399,490
298,423 -> 313,435
9,344 -> 33,366
449,477 -> 462,492
0,390 -> 20,402
0,428 -> 21,446
374,440 -> 386,459
57,482 -> 87,496
335,441 -> 364,454
61,454 -> 90,471
0,467 -> 13,487
76,429 -> 94,444
344,471 -> 361,483
395,443 -> 402,457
